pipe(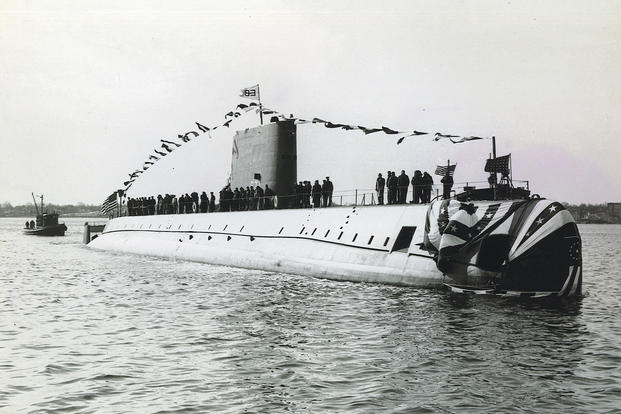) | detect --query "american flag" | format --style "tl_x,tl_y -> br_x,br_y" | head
484,154 -> 511,175
435,164 -> 456,176
101,192 -> 118,216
